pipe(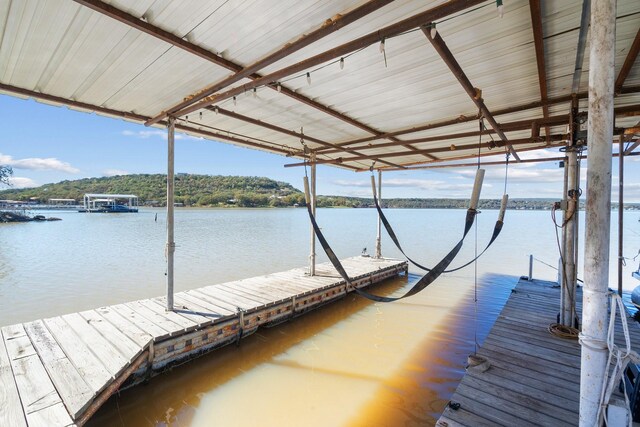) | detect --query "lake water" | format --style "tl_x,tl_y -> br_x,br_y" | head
1,207 -> 640,426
